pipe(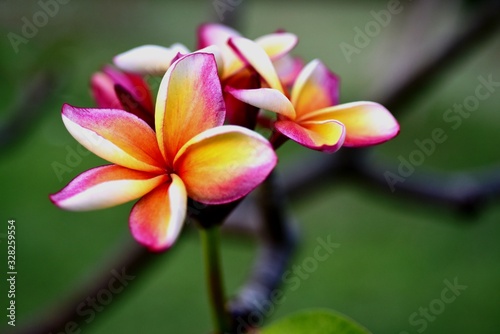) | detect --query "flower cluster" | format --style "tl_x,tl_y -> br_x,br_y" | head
50,23 -> 399,251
